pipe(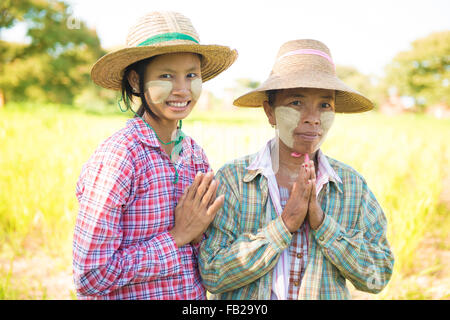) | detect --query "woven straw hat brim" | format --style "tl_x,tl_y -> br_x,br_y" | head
91,41 -> 238,90
233,71 -> 373,113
